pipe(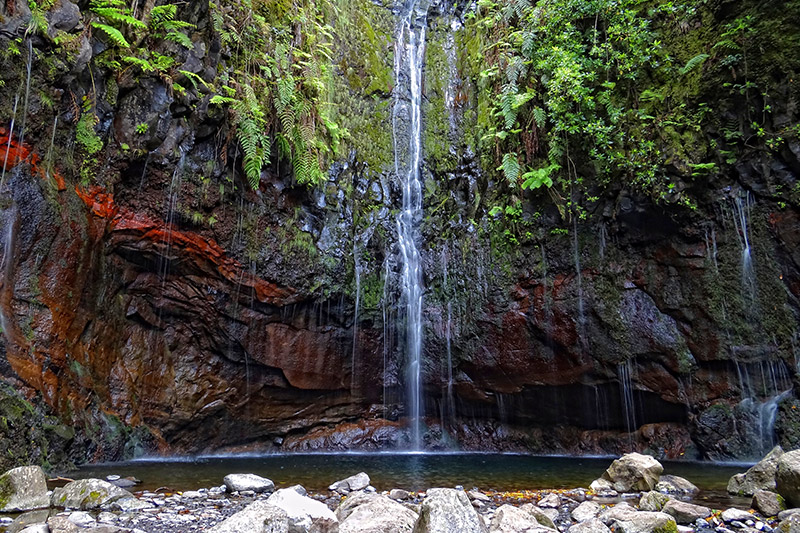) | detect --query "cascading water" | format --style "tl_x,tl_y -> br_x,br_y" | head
393,0 -> 428,450
351,243 -> 362,399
